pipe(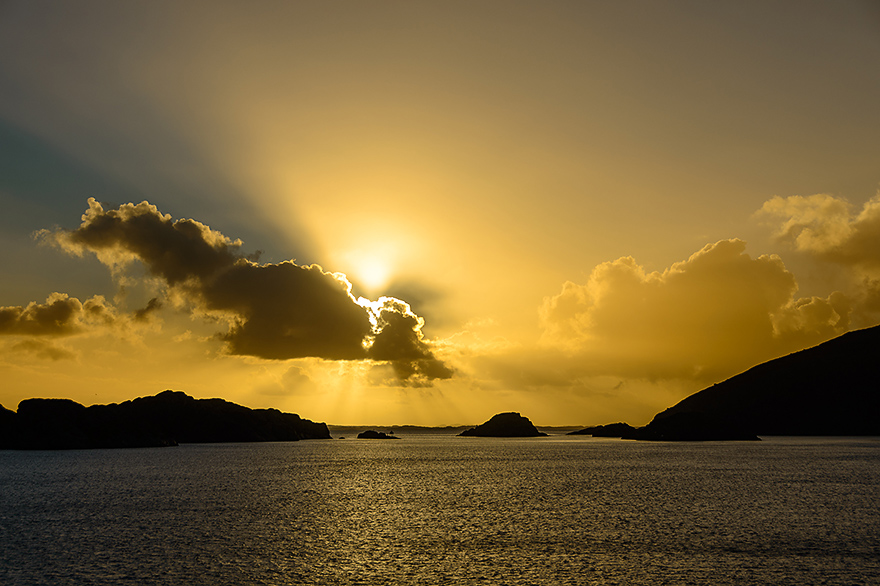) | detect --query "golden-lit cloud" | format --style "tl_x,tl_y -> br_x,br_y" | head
758,192 -> 880,266
0,289 -> 163,365
538,239 -> 849,382
252,364 -> 321,398
37,199 -> 451,383
361,296 -> 454,386
0,292 -> 117,337
758,191 -> 880,322
38,199 -> 244,282
10,338 -> 76,361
